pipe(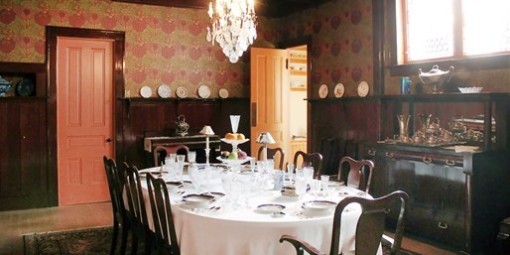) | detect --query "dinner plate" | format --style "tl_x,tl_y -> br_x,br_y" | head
157,84 -> 171,98
182,194 -> 215,208
302,200 -> 336,216
319,84 -> 328,98
218,88 -> 229,99
140,86 -> 152,98
255,203 -> 285,214
357,81 -> 369,97
176,86 -> 188,98
198,85 -> 211,98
